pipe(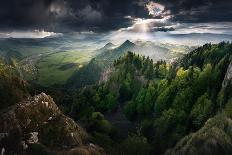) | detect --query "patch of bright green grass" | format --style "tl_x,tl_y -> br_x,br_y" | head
36,50 -> 94,86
